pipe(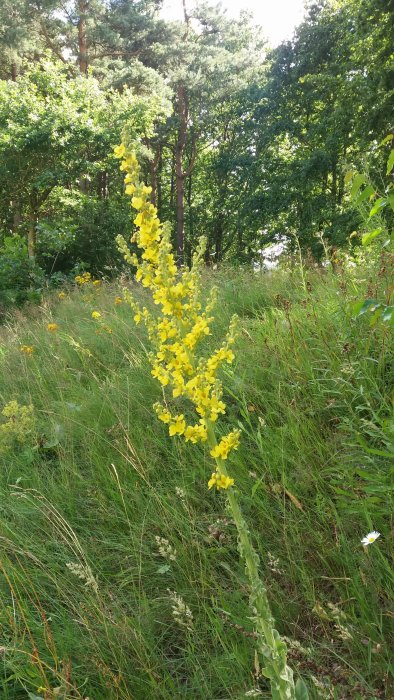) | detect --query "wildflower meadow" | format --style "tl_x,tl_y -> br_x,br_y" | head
0,1 -> 393,698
